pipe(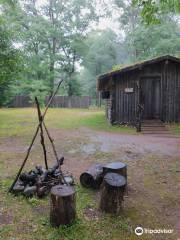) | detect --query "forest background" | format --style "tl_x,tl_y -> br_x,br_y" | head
0,0 -> 180,106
